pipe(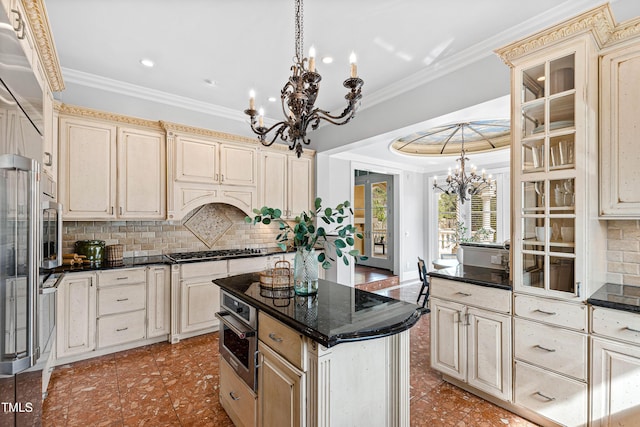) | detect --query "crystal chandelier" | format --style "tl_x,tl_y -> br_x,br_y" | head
432,123 -> 495,204
244,0 -> 364,157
